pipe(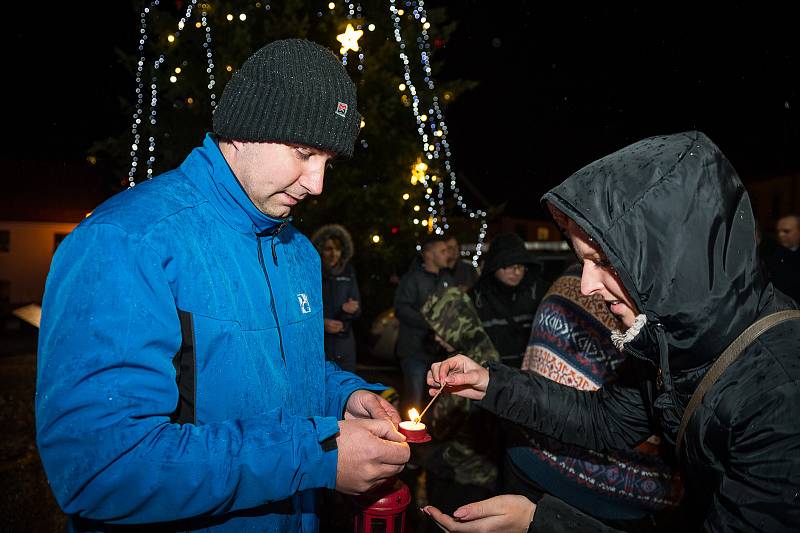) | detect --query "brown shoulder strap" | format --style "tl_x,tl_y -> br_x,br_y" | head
676,310 -> 800,455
